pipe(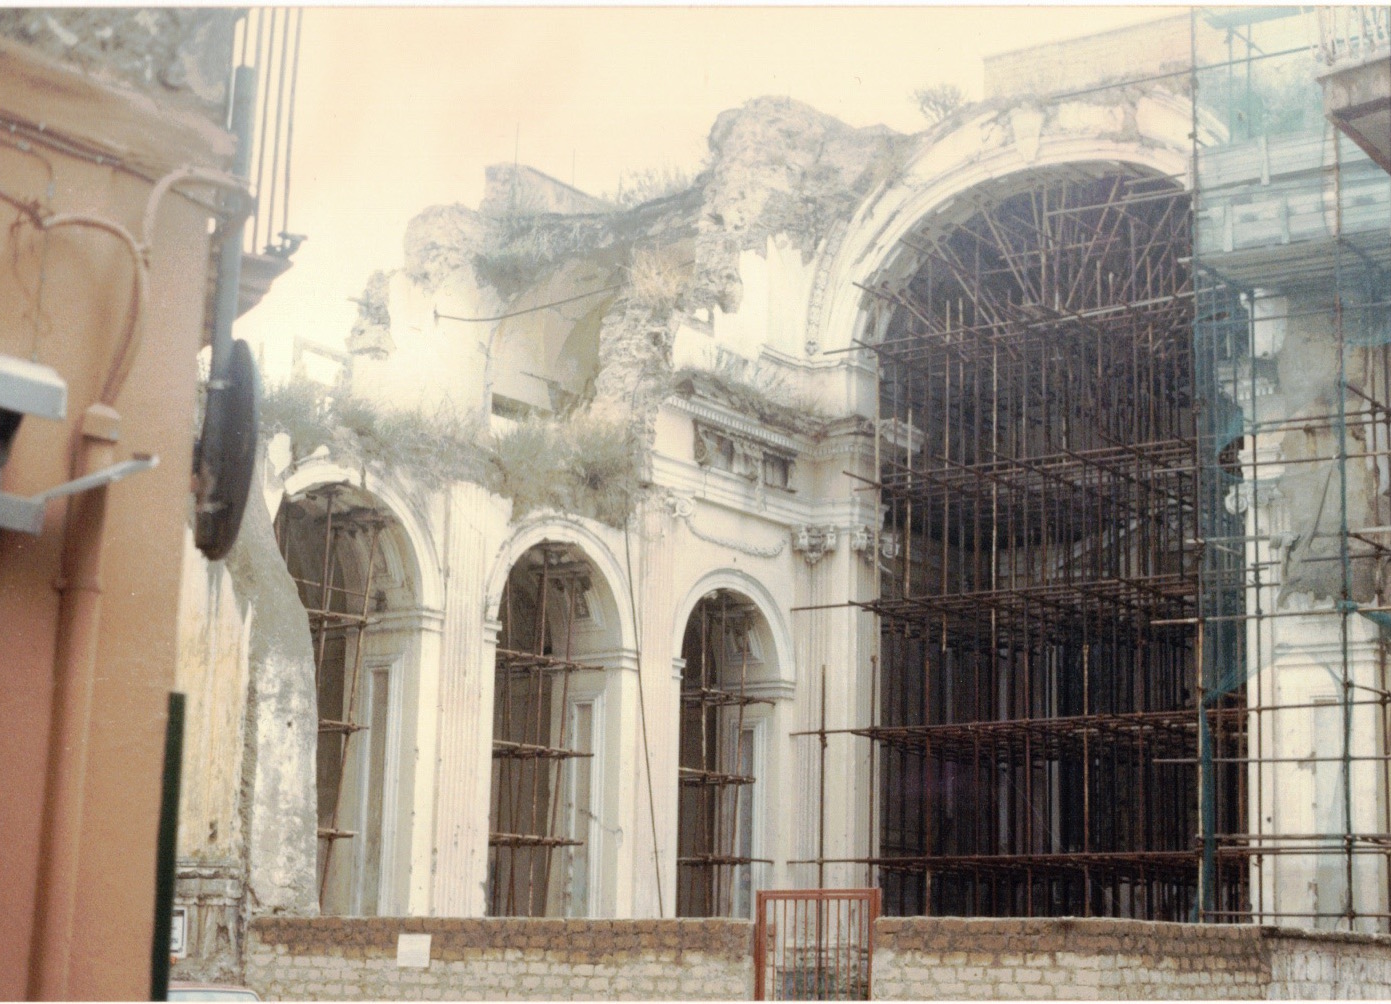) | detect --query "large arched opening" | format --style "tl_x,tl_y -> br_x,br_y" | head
487,539 -> 625,917
858,160 -> 1245,920
675,588 -> 782,918
274,482 -> 423,917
